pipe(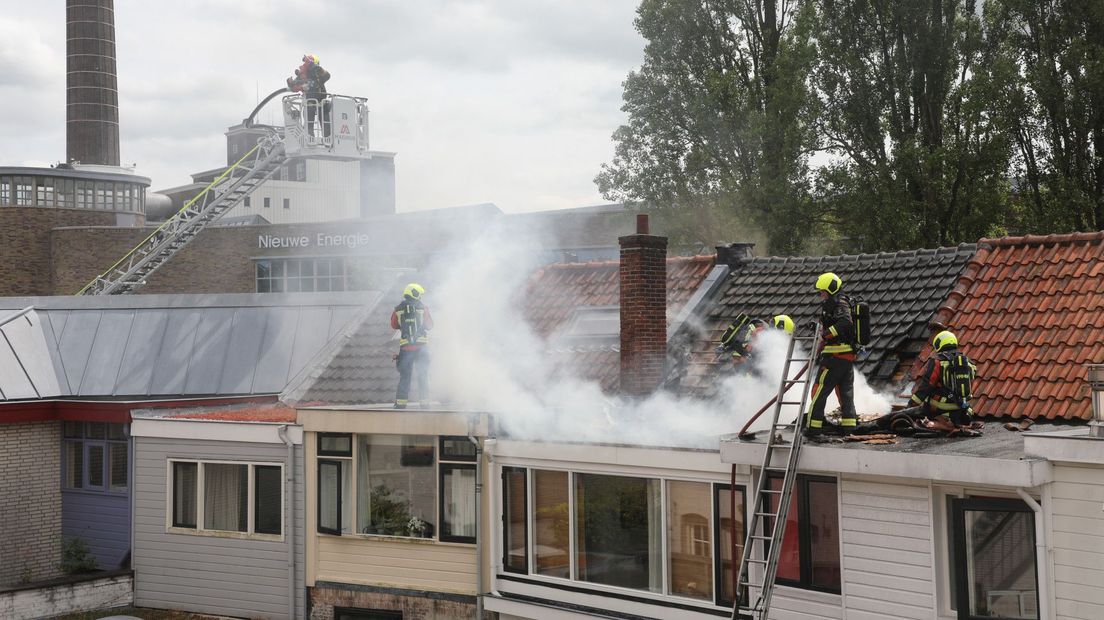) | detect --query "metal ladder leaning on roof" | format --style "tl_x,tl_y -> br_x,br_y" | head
731,324 -> 822,620
76,131 -> 287,295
